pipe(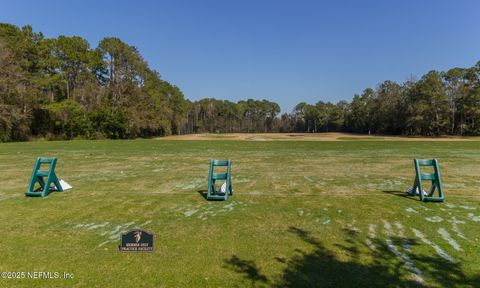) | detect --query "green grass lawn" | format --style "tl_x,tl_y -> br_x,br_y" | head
0,139 -> 479,287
